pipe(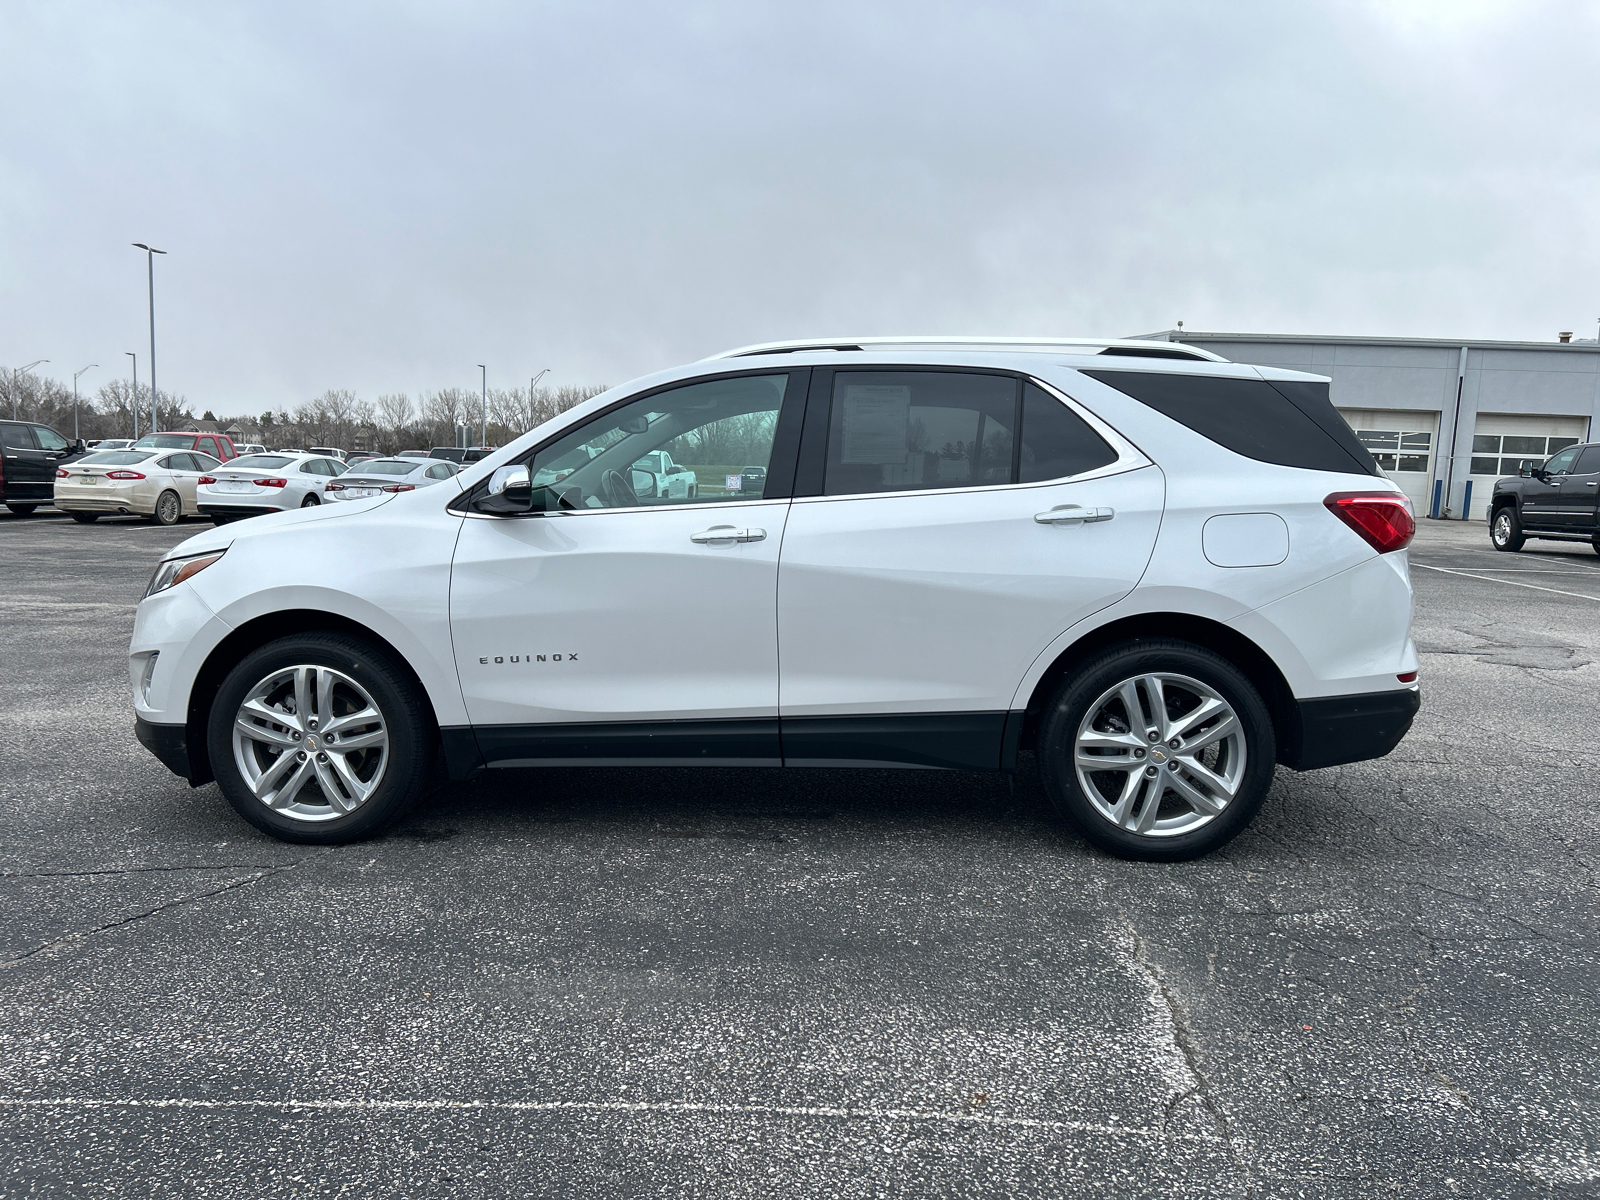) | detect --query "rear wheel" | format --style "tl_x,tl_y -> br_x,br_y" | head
207,633 -> 435,844
5,504 -> 37,516
209,513 -> 231,526
150,490 -> 183,526
301,494 -> 320,507
1037,639 -> 1276,862
69,511 -> 99,524
1491,506 -> 1525,552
